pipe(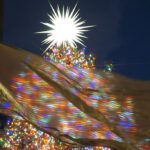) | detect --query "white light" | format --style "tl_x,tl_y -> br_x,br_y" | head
38,4 -> 93,53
